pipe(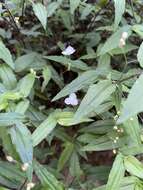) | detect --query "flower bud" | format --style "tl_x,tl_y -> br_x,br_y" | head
21,163 -> 29,171
6,155 -> 14,162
